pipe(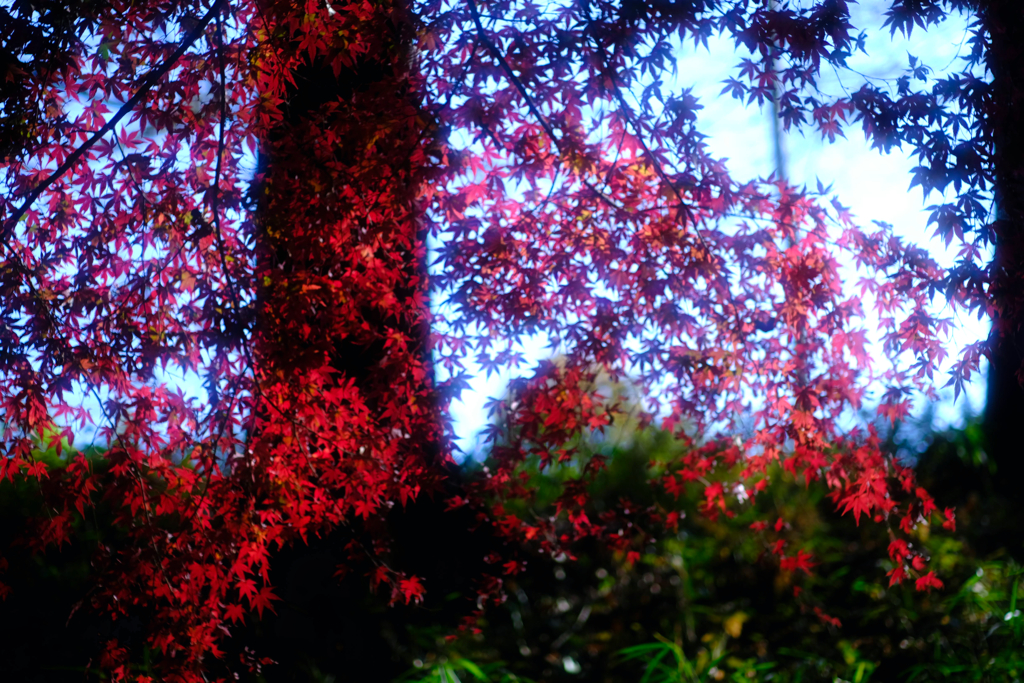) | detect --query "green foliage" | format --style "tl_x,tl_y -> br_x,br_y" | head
0,438 -> 120,681
398,657 -> 532,683
398,415 -> 1024,683
902,563 -> 1023,682
616,636 -> 728,683
3,416 -> 1020,683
